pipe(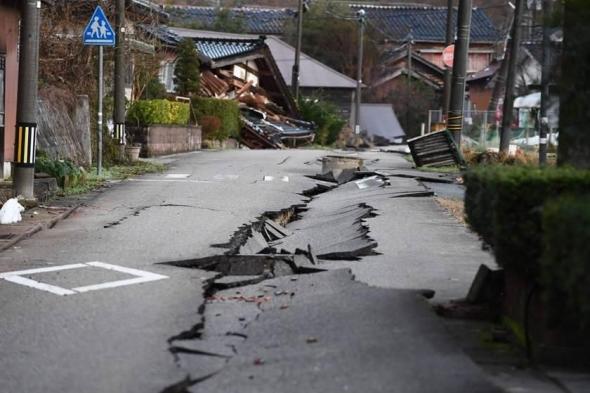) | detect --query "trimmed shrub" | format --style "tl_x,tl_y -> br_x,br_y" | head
541,195 -> 590,331
191,97 -> 240,141
298,97 -> 344,145
464,166 -> 590,277
35,155 -> 83,188
127,99 -> 190,126
200,115 -> 222,139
